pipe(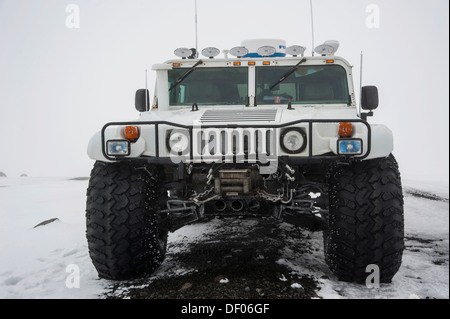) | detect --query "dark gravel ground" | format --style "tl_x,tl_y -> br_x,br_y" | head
105,217 -> 325,299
